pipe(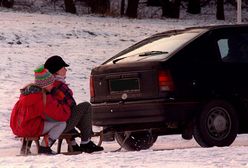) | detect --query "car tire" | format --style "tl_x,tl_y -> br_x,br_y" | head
193,100 -> 239,147
115,131 -> 158,151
